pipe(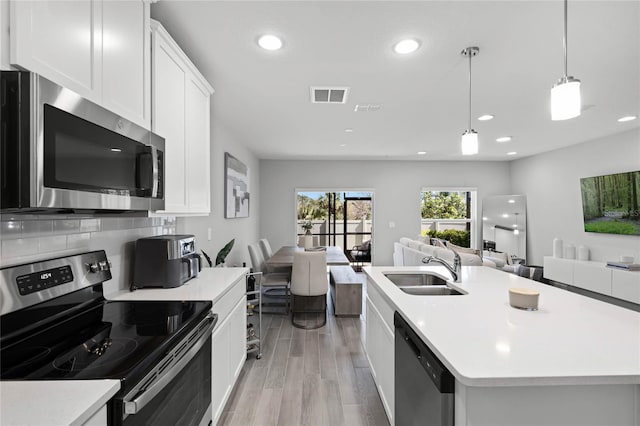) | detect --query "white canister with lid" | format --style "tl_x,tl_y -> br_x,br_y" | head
578,246 -> 589,261
564,244 -> 576,260
553,237 -> 563,258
